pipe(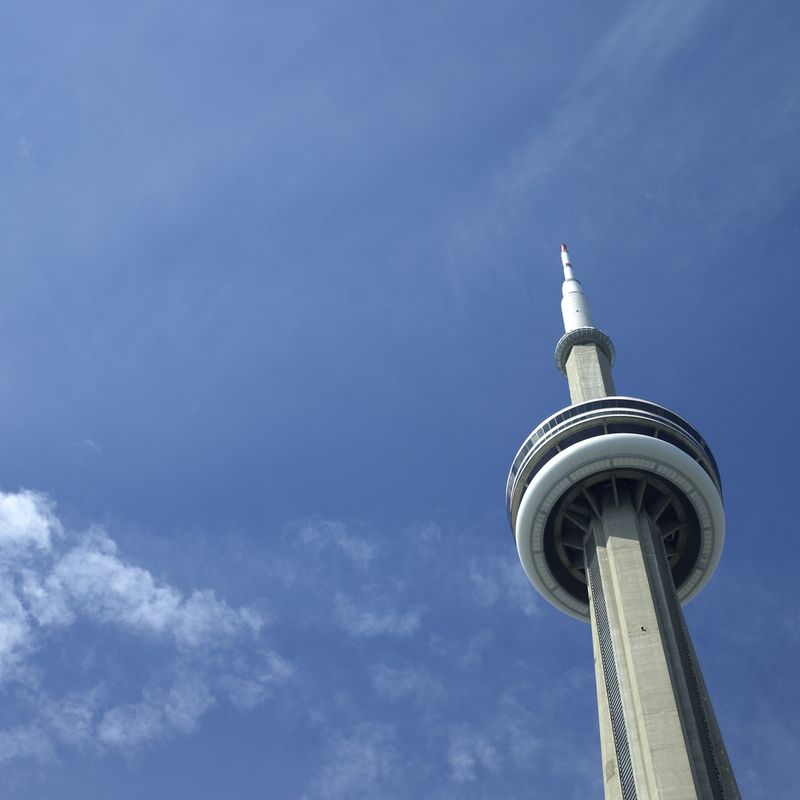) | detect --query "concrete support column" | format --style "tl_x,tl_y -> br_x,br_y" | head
565,343 -> 615,403
584,489 -> 740,800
